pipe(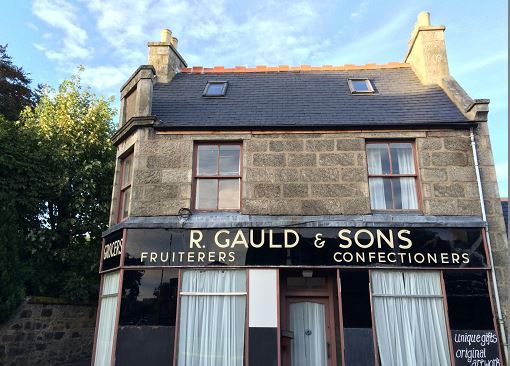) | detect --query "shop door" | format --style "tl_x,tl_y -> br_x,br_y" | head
287,298 -> 332,366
